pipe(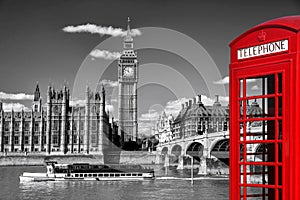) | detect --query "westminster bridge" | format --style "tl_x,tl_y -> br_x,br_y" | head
155,130 -> 230,175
